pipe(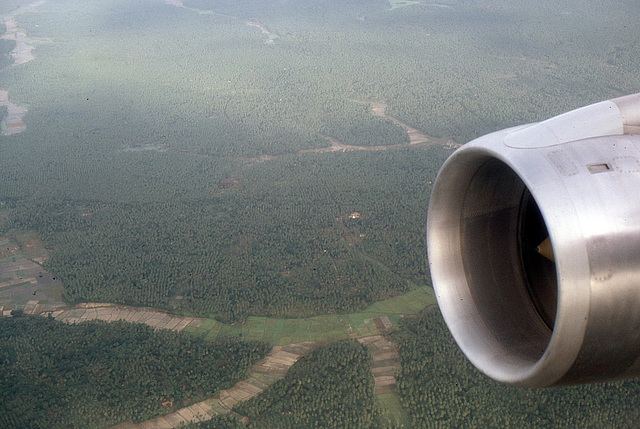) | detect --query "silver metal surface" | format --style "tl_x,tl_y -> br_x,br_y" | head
427,94 -> 640,387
